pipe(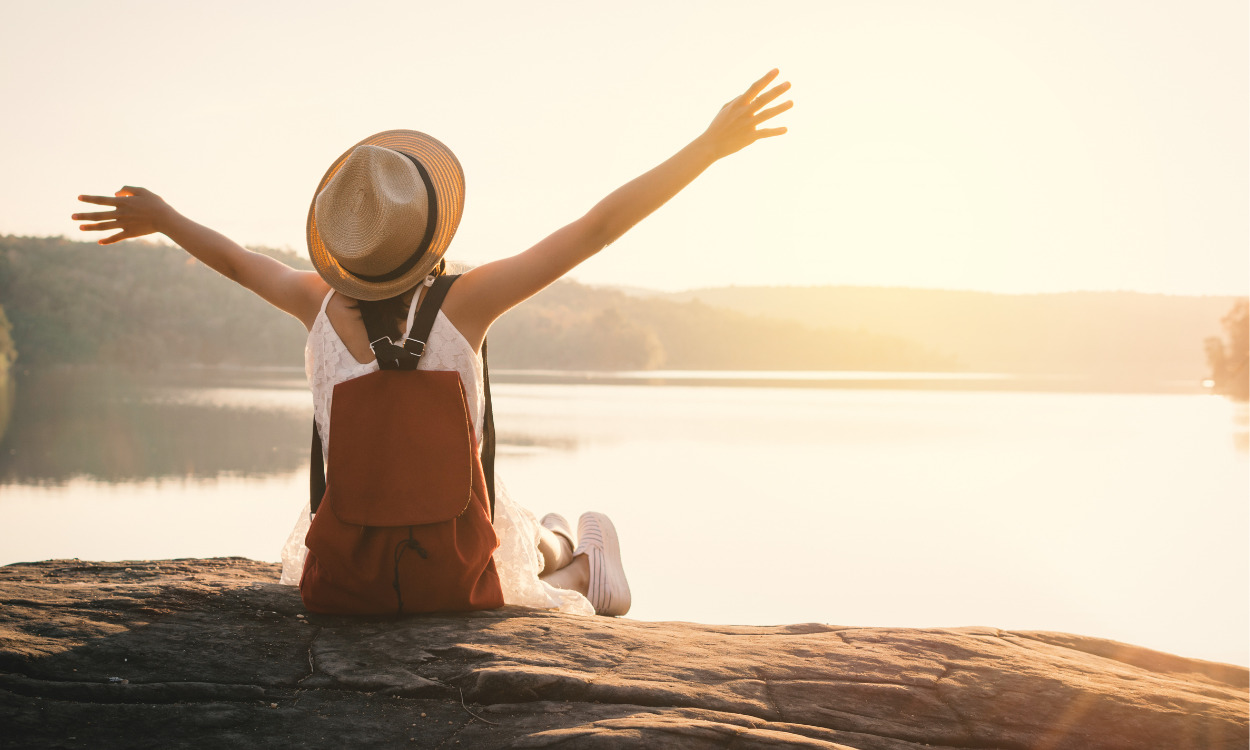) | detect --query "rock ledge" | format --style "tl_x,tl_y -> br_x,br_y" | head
1,558 -> 1246,749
